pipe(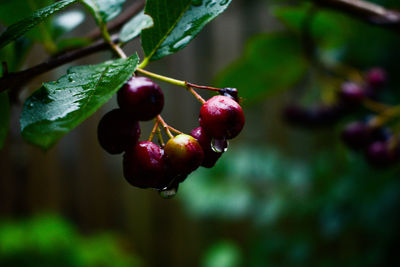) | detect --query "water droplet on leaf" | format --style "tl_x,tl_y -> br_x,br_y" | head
172,36 -> 192,50
206,0 -> 217,7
